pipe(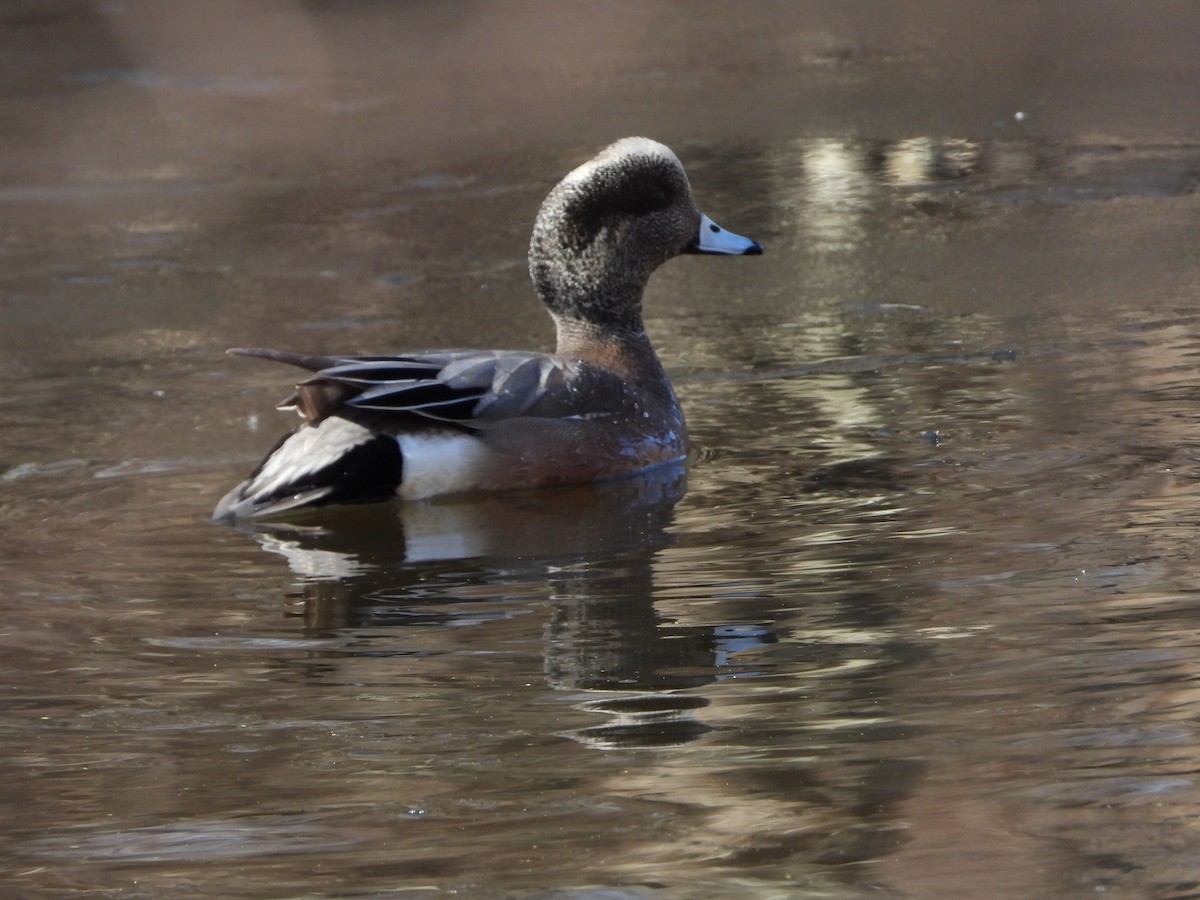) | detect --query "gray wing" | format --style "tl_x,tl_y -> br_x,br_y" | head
227,347 -> 589,426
